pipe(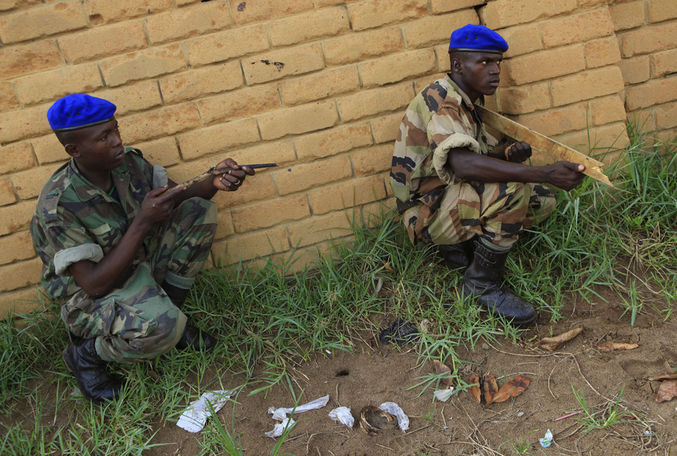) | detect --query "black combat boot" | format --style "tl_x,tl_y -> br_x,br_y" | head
438,239 -> 475,271
161,281 -> 217,352
462,241 -> 537,326
62,338 -> 123,404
